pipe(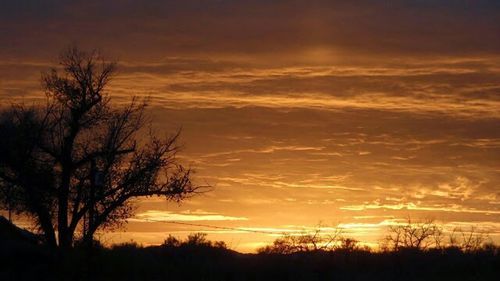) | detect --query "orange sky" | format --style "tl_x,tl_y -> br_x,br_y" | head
1,1 -> 499,252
